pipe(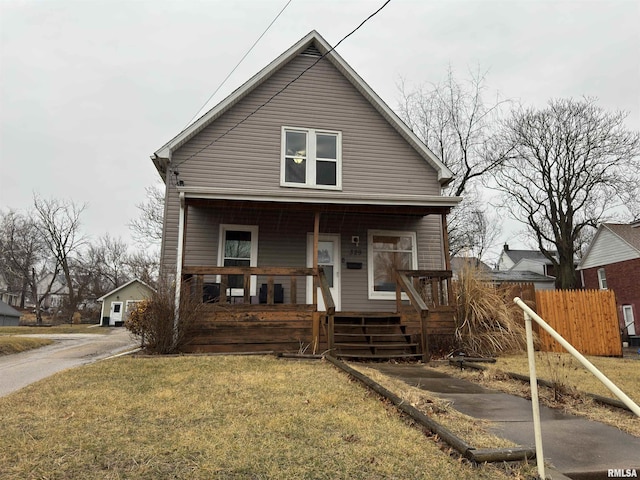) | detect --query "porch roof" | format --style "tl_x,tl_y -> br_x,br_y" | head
179,186 -> 461,215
